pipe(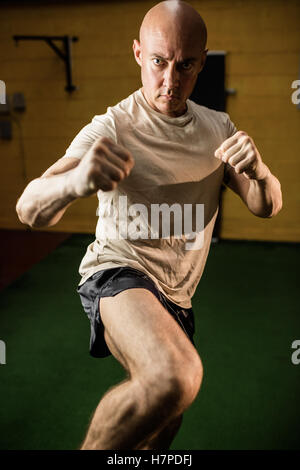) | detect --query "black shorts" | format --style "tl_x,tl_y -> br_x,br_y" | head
77,266 -> 196,358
